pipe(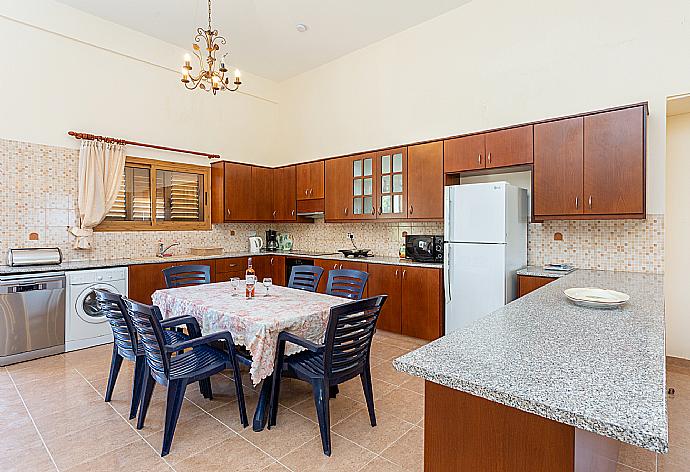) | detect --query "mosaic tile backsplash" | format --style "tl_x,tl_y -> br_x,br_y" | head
0,138 -> 664,273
